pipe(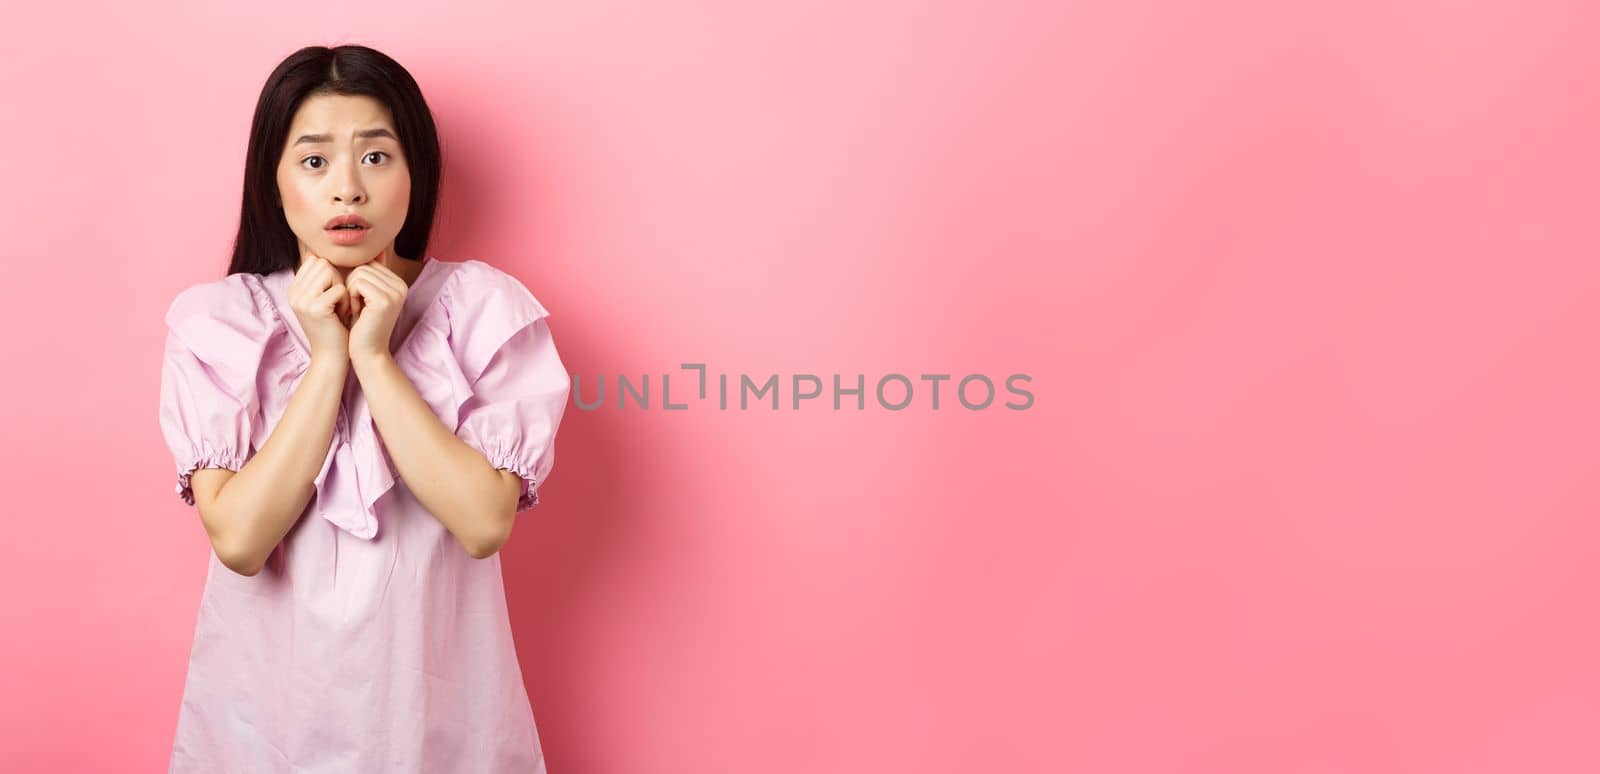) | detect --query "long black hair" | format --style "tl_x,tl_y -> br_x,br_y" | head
227,45 -> 443,276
